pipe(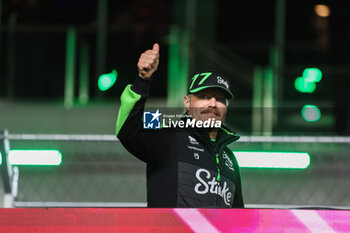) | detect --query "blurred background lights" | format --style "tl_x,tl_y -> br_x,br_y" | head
315,4 -> 331,17
98,69 -> 118,91
303,67 -> 323,83
0,150 -> 62,166
234,151 -> 310,169
295,67 -> 322,93
302,105 -> 321,122
294,76 -> 316,93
